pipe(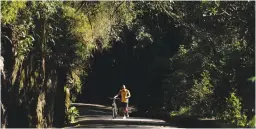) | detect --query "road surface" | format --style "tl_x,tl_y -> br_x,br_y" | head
66,103 -> 180,128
